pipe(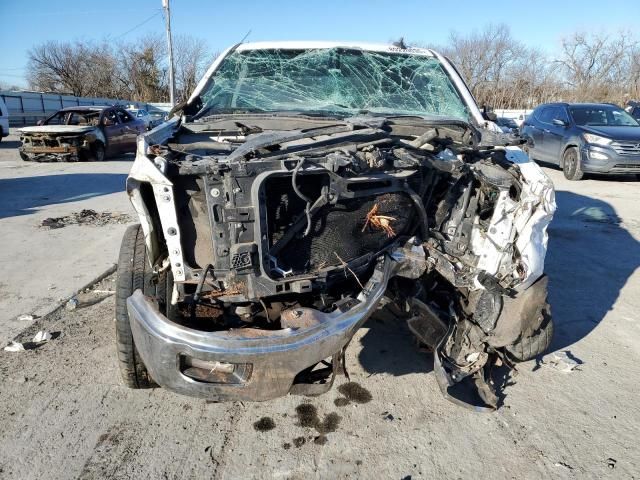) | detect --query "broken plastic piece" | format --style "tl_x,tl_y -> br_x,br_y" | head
66,297 -> 79,310
540,351 -> 581,373
18,314 -> 34,322
32,331 -> 52,343
4,341 -> 25,352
